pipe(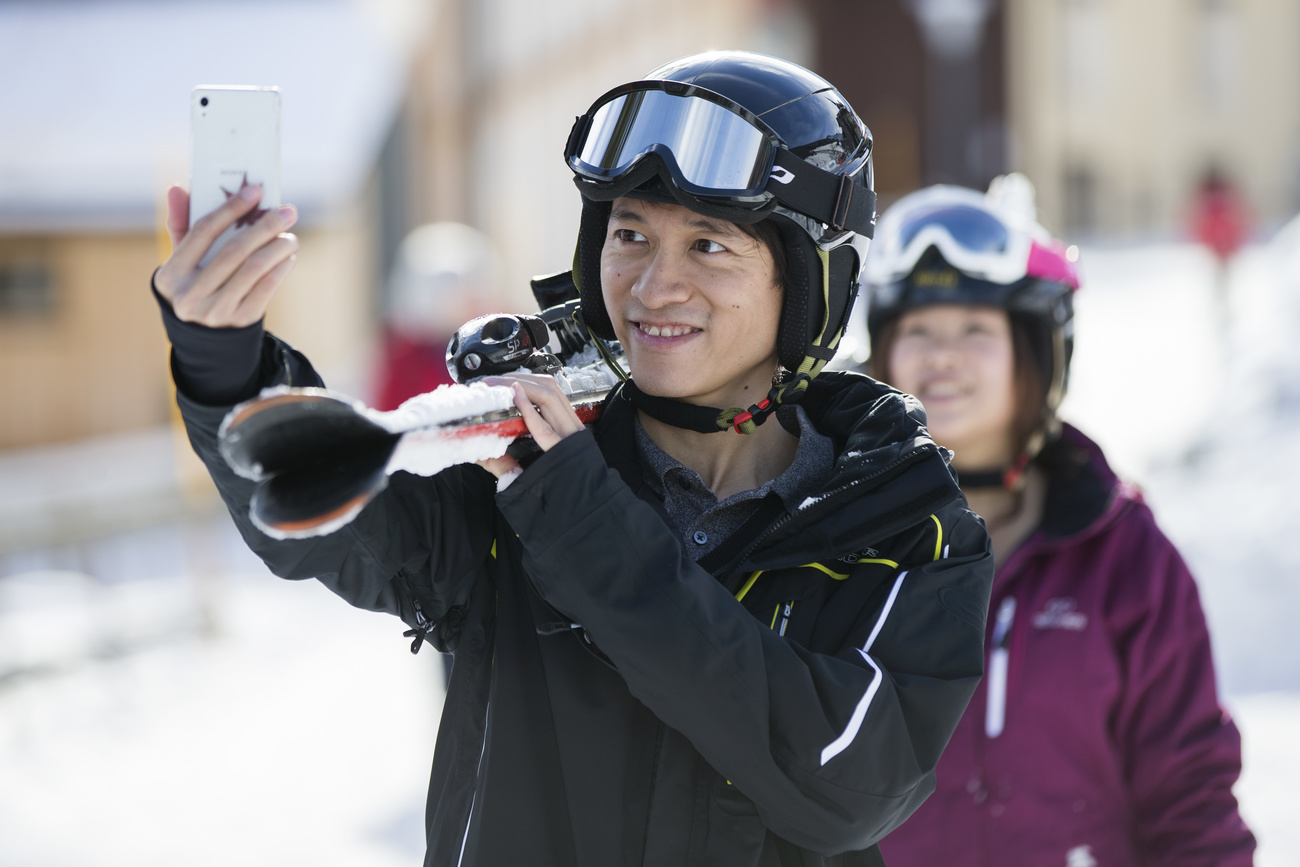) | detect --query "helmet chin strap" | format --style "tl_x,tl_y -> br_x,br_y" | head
955,413 -> 1062,491
619,379 -> 785,435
